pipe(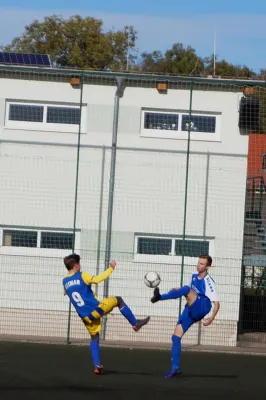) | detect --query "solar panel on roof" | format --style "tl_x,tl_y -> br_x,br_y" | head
0,52 -> 51,67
